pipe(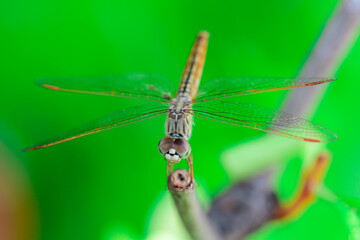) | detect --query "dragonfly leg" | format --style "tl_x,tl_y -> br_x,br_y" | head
167,163 -> 174,177
273,153 -> 330,220
186,154 -> 194,182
